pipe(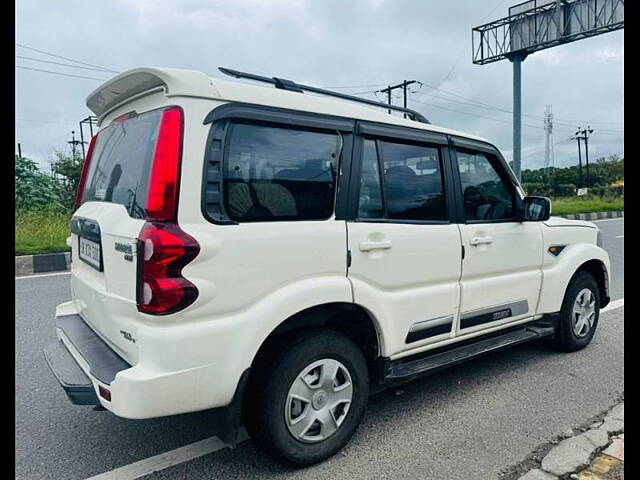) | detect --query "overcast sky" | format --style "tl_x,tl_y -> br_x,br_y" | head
16,0 -> 623,171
